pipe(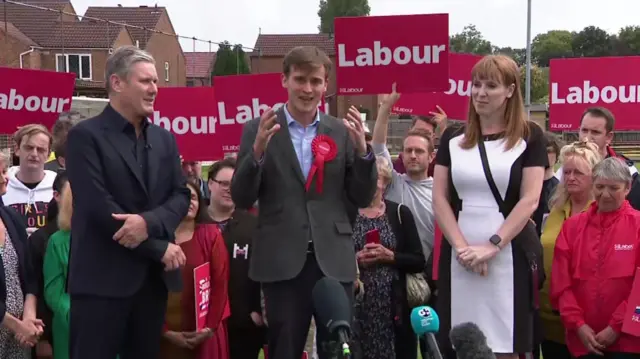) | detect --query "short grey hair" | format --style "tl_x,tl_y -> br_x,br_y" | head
0,149 -> 9,169
52,111 -> 85,155
105,45 -> 155,93
375,155 -> 392,185
592,157 -> 632,186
